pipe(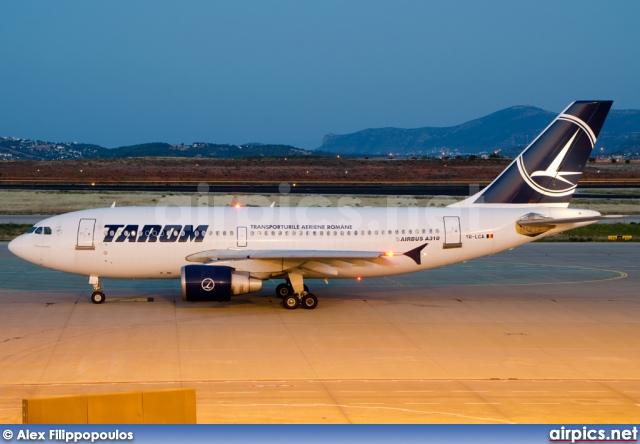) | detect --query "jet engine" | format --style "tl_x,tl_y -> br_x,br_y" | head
181,265 -> 263,302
